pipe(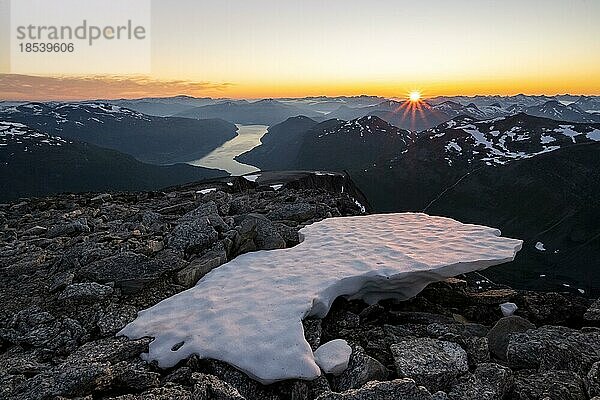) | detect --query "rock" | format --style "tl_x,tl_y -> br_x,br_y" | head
500,302 -> 518,317
47,218 -> 90,238
314,339 -> 352,375
487,316 -> 535,360
391,338 -> 468,392
11,362 -> 112,400
303,319 -> 322,351
507,325 -> 600,374
58,282 -> 114,302
79,252 -> 172,294
331,344 -> 388,392
90,194 -> 112,204
316,378 -> 435,400
234,213 -> 286,251
97,304 -> 138,336
12,315 -> 86,353
48,271 -> 75,293
587,361 -> 600,398
177,245 -> 228,288
111,361 -> 161,391
192,373 -> 246,400
168,202 -> 223,255
585,300 -> 600,323
267,203 -> 317,222
108,383 -> 192,399
440,334 -> 489,367
23,225 -> 47,236
520,291 -> 589,326
447,363 -> 513,400
512,370 -> 587,400
0,350 -> 49,376
65,337 -> 150,365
